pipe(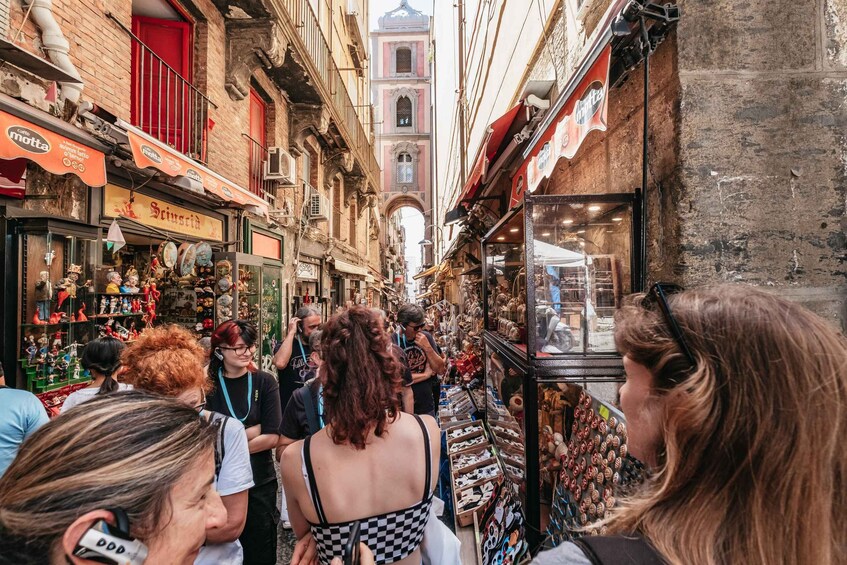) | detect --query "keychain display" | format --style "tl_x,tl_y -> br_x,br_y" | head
546,390 -> 645,545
